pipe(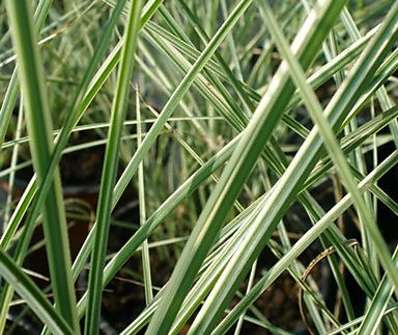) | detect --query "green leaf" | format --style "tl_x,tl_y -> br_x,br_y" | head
5,0 -> 79,331
84,0 -> 144,333
0,251 -> 74,335
146,1 -> 347,334
187,1 -> 398,333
